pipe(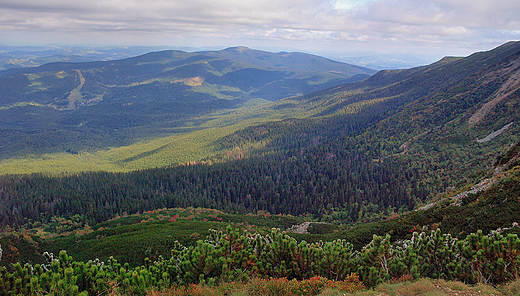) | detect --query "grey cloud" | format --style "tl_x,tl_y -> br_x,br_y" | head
0,0 -> 519,55
0,0 -> 99,13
